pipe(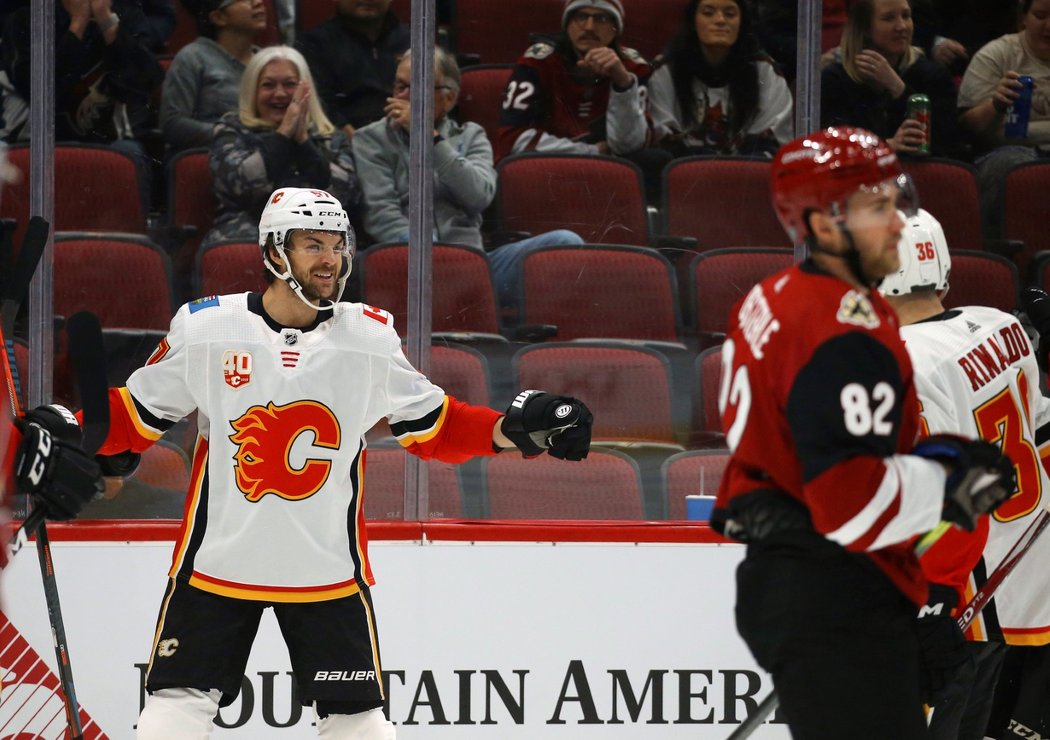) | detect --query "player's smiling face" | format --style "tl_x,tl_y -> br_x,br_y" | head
285,229 -> 345,302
